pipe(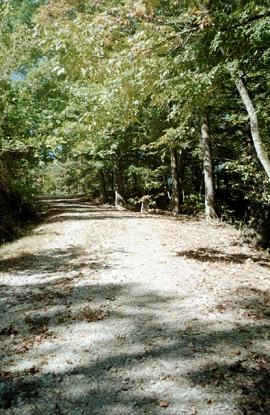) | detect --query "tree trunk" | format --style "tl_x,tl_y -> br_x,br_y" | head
234,76 -> 270,180
201,114 -> 217,220
98,169 -> 108,203
177,149 -> 185,203
169,147 -> 183,213
113,162 -> 125,197
113,161 -> 126,208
